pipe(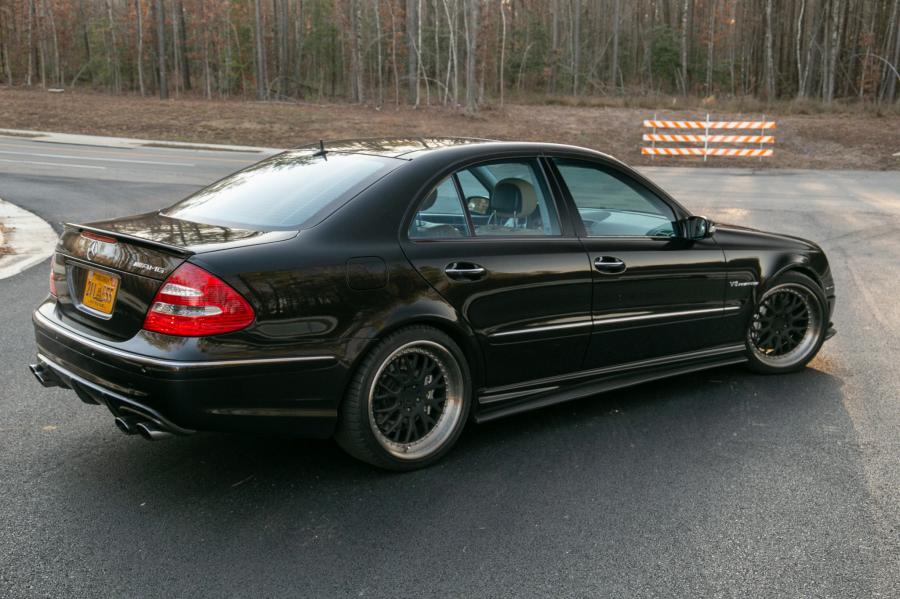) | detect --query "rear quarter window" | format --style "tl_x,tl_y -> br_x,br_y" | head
163,152 -> 400,230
